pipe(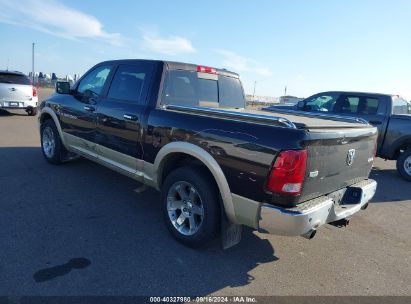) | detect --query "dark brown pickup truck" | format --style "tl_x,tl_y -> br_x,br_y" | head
38,60 -> 378,248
